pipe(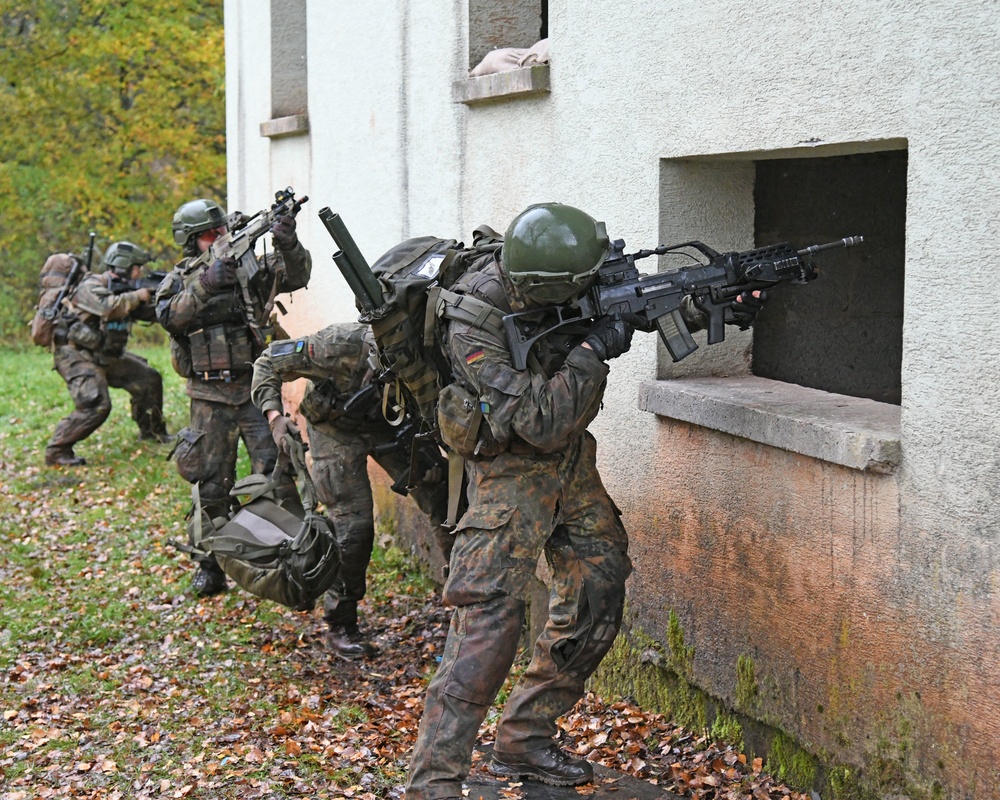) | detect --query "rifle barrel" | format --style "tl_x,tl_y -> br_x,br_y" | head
797,236 -> 864,257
